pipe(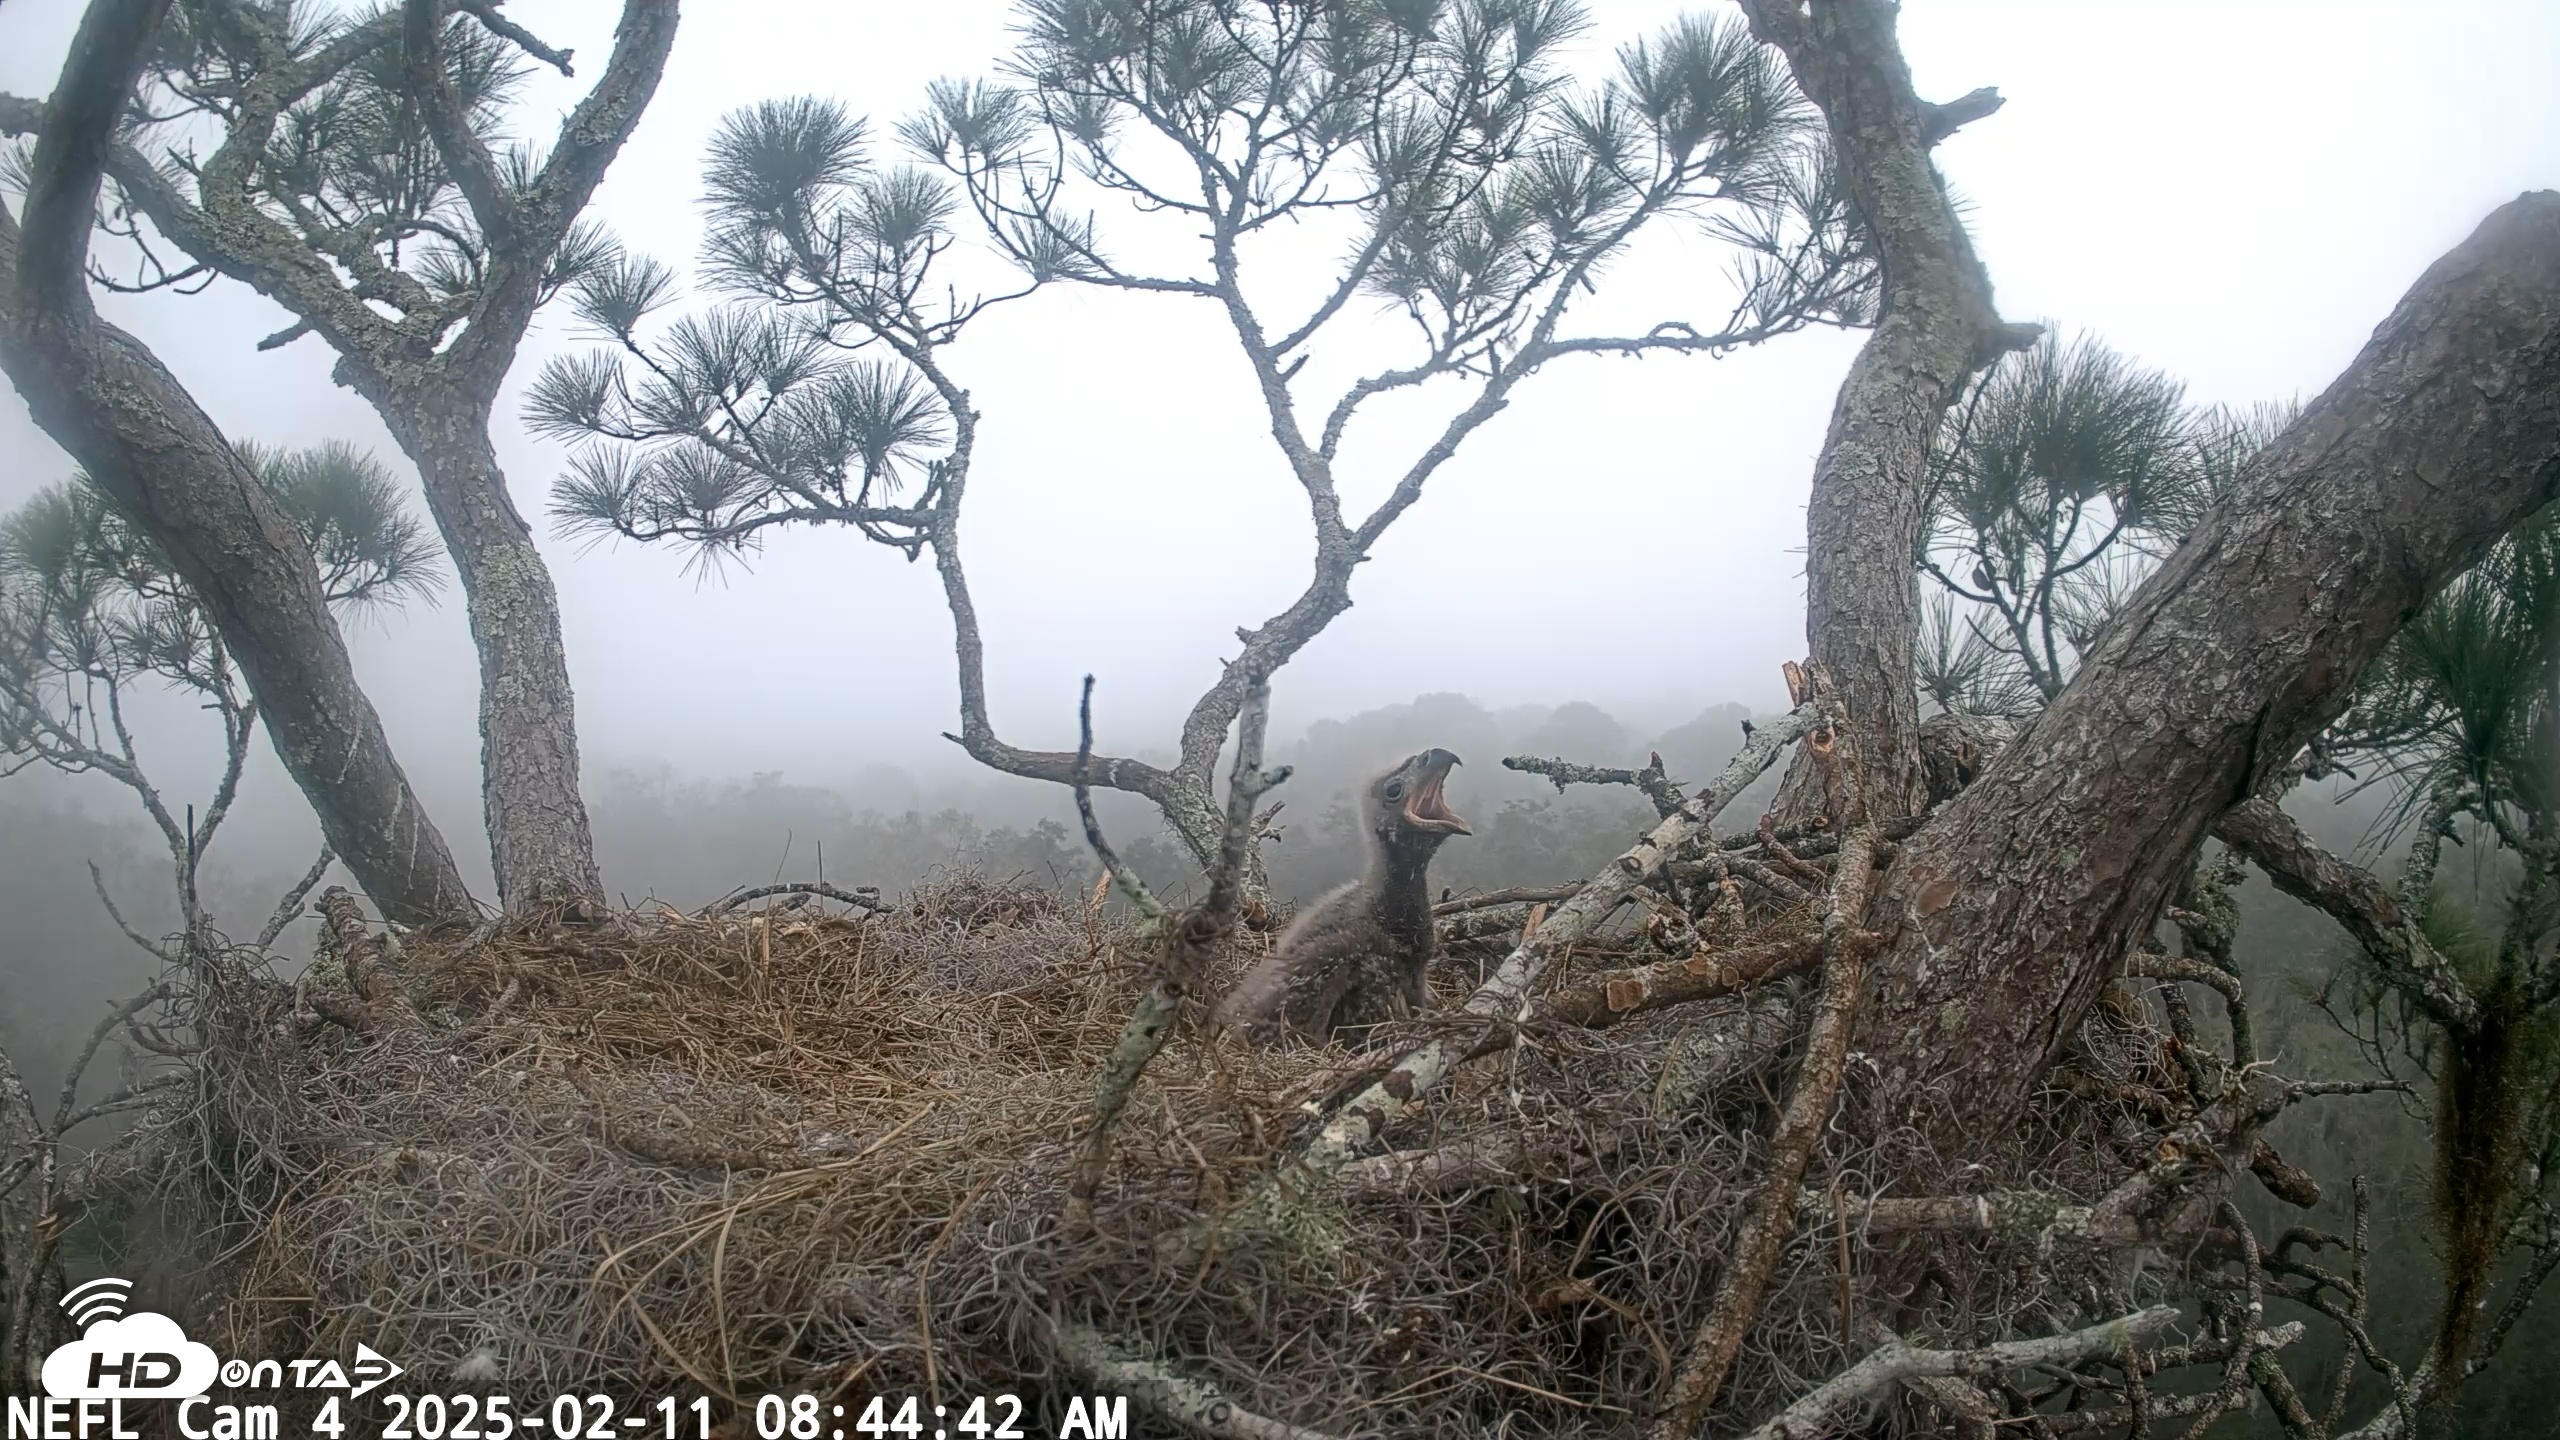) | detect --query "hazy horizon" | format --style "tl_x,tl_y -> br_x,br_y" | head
4,0 -> 2556,895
